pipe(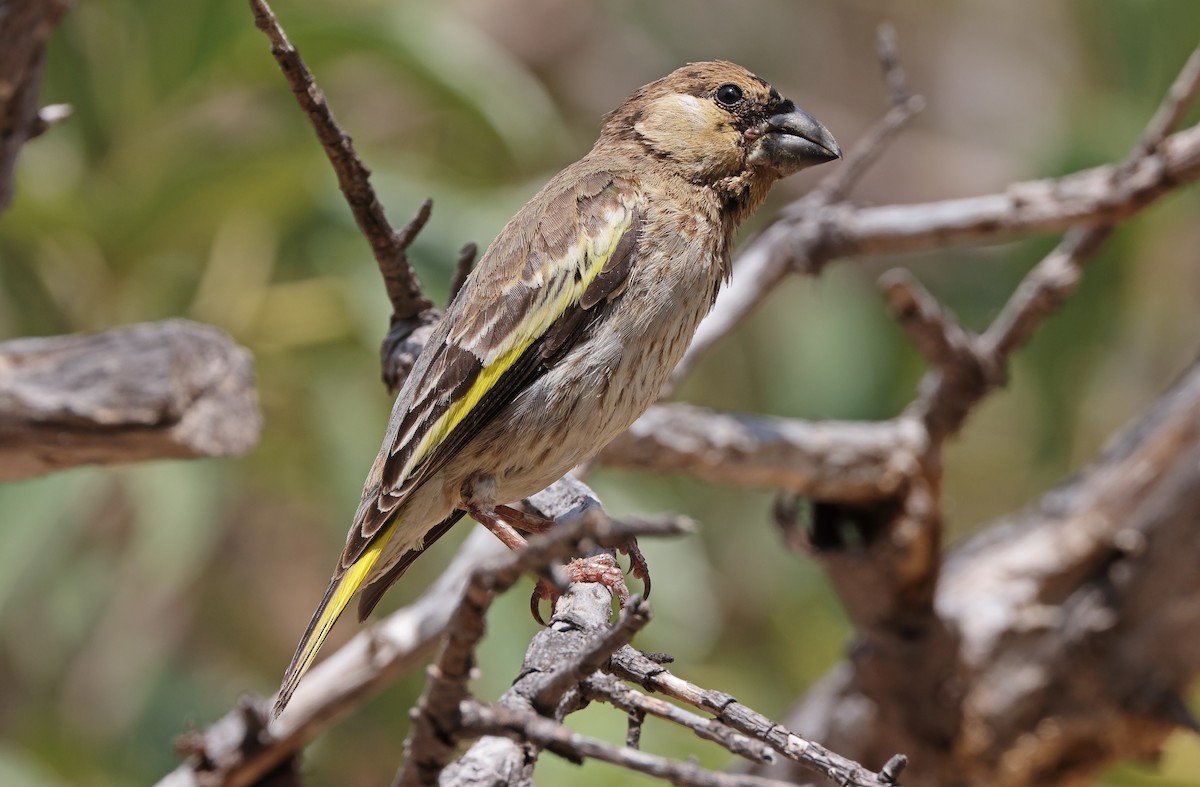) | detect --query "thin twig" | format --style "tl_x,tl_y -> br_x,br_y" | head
978,224 -> 1113,363
0,0 -> 72,212
447,242 -> 479,305
247,0 -> 433,321
610,647 -> 904,787
879,268 -> 996,387
585,673 -> 776,764
1129,44 -> 1200,161
28,103 -> 71,140
457,701 -> 803,787
809,23 -> 925,204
